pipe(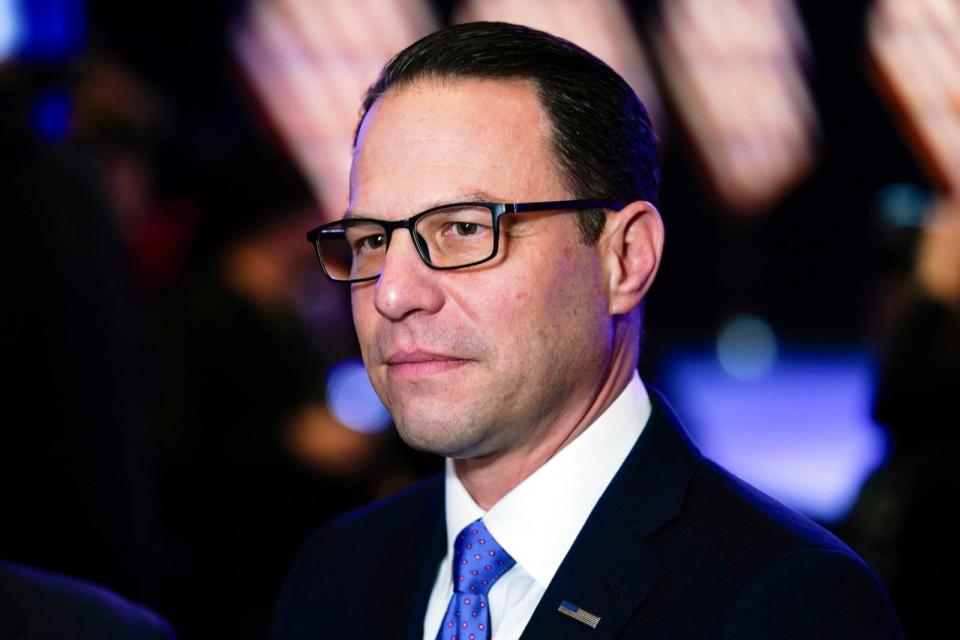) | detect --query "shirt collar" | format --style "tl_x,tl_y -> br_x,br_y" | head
444,372 -> 652,587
